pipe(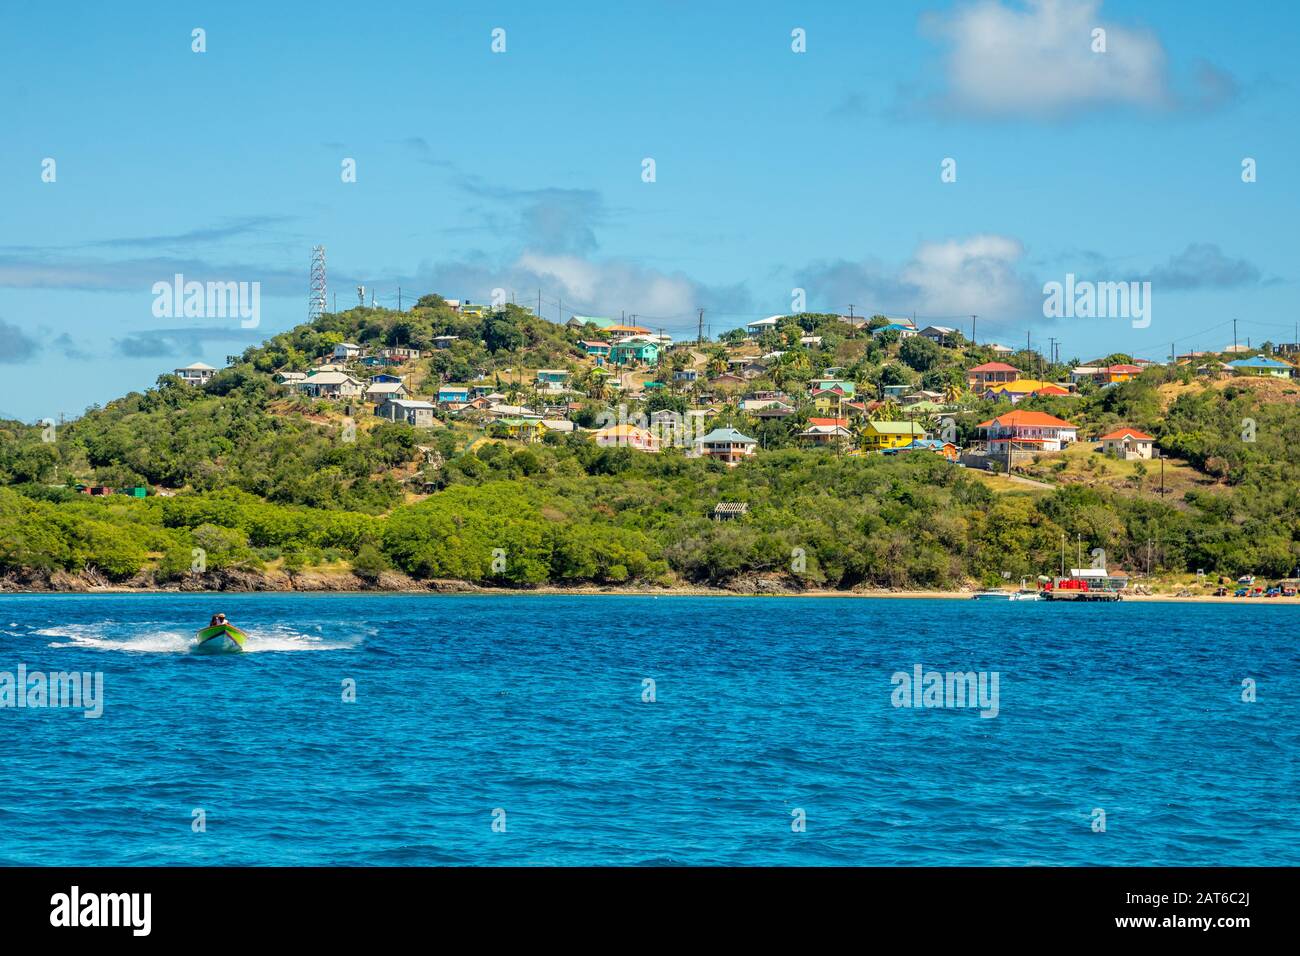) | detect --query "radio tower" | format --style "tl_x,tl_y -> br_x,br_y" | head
309,246 -> 327,321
